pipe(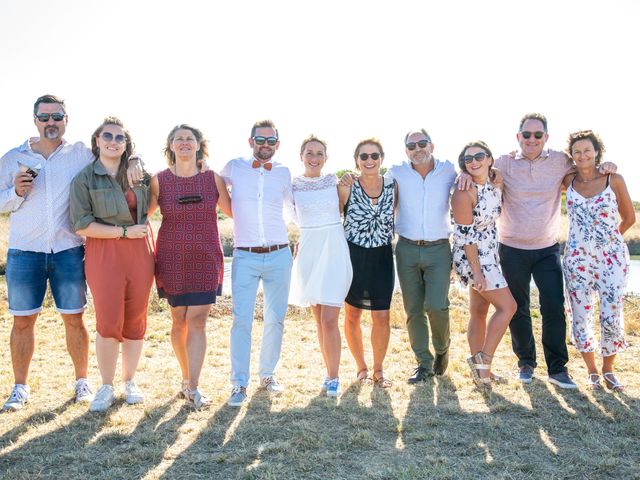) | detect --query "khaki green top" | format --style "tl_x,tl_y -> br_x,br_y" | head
70,159 -> 150,231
